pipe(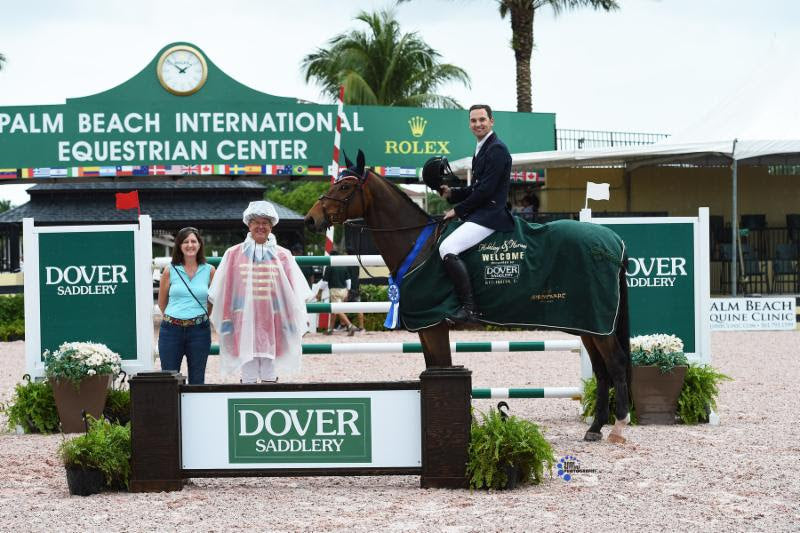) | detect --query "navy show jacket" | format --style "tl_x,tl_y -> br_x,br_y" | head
449,132 -> 515,232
